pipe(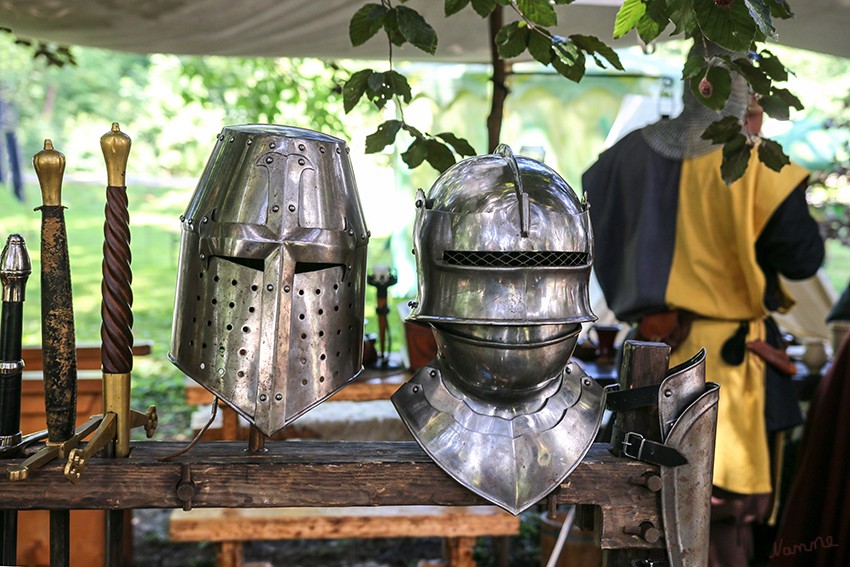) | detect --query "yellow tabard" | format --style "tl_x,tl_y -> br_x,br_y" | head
665,147 -> 808,494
